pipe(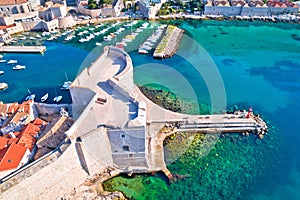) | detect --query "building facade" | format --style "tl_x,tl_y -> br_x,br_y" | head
204,0 -> 299,16
0,0 -> 33,16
